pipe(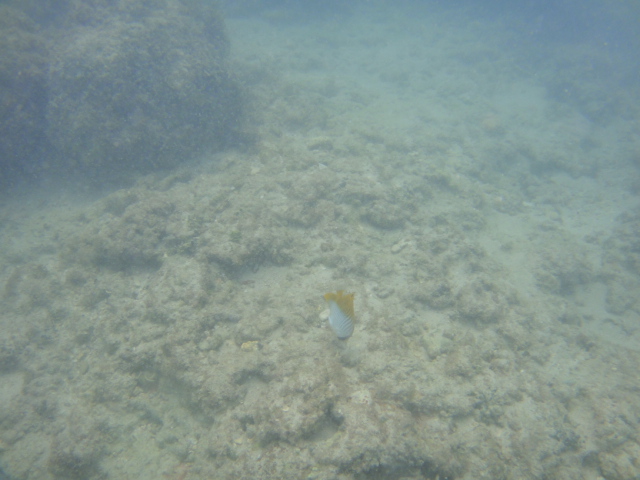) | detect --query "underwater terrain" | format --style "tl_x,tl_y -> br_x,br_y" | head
0,1 -> 639,479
